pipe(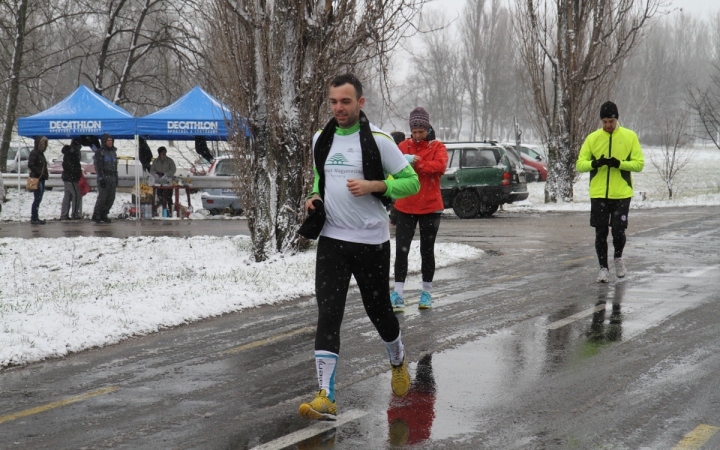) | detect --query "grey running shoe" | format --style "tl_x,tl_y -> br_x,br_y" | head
615,258 -> 626,278
597,267 -> 610,283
